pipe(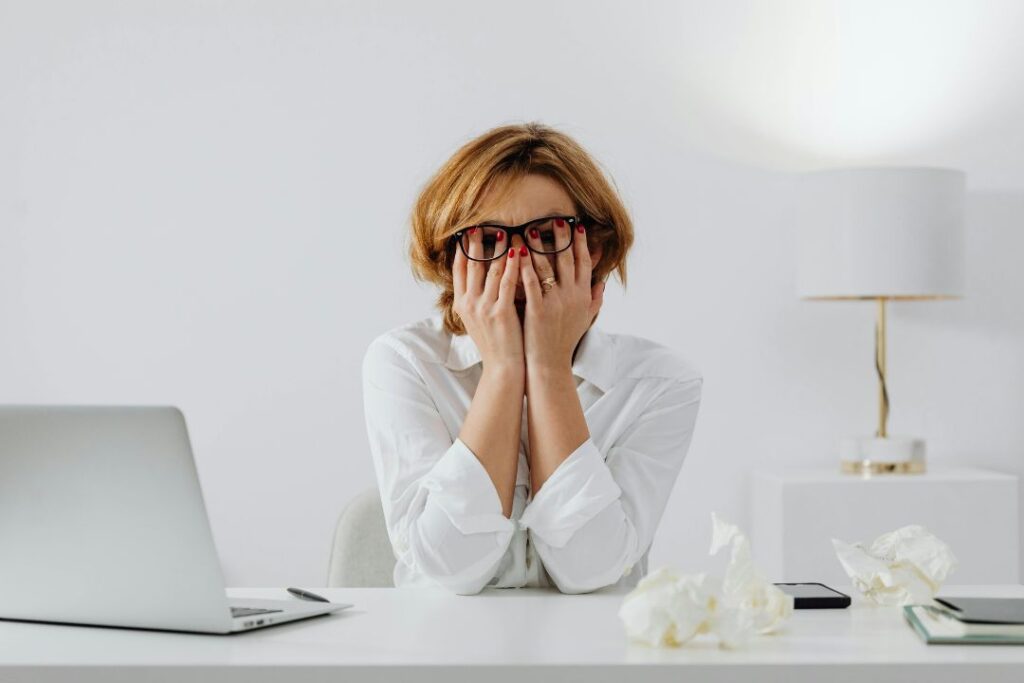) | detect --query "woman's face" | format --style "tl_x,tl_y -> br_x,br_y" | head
471,174 -> 603,321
